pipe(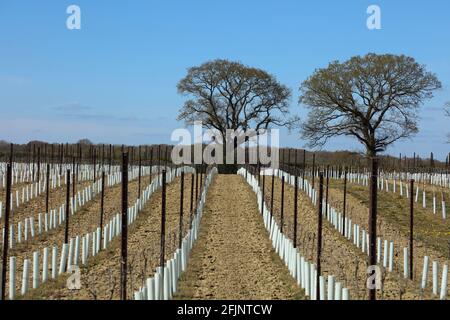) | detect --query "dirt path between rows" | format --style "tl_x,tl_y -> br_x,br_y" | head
175,174 -> 304,300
